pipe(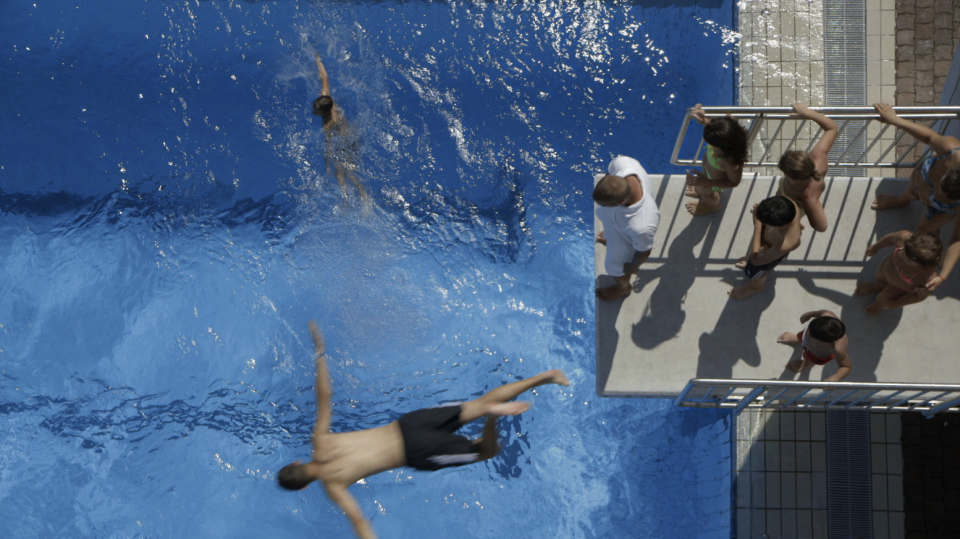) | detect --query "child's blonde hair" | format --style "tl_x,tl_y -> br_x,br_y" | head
904,232 -> 943,268
778,151 -> 822,182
